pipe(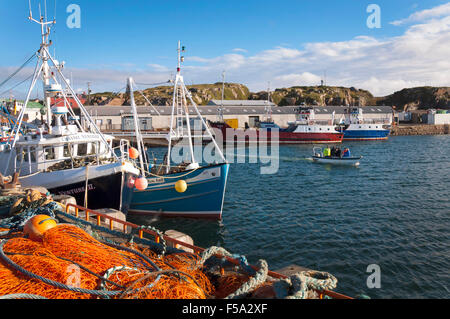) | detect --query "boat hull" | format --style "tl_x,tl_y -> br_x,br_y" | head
129,163 -> 230,219
343,129 -> 390,140
18,162 -> 138,213
312,156 -> 362,166
340,124 -> 390,140
211,123 -> 343,144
